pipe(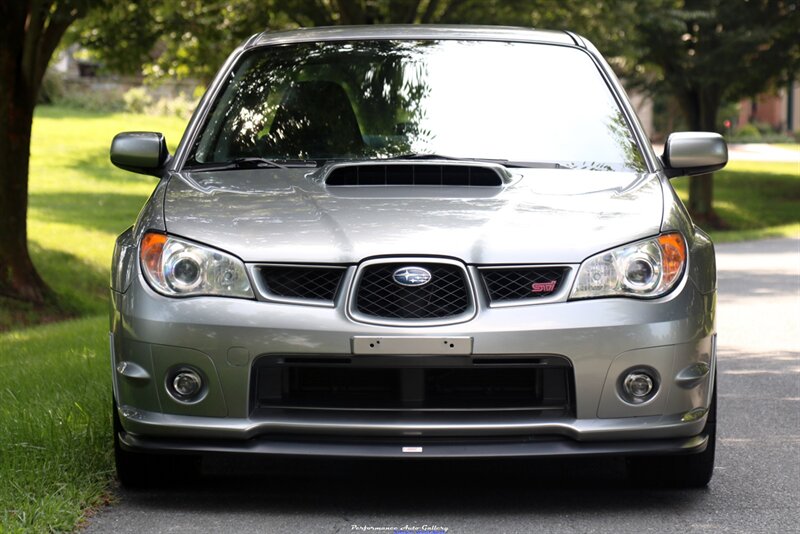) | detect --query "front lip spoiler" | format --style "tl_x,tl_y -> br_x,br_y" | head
118,431 -> 708,459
